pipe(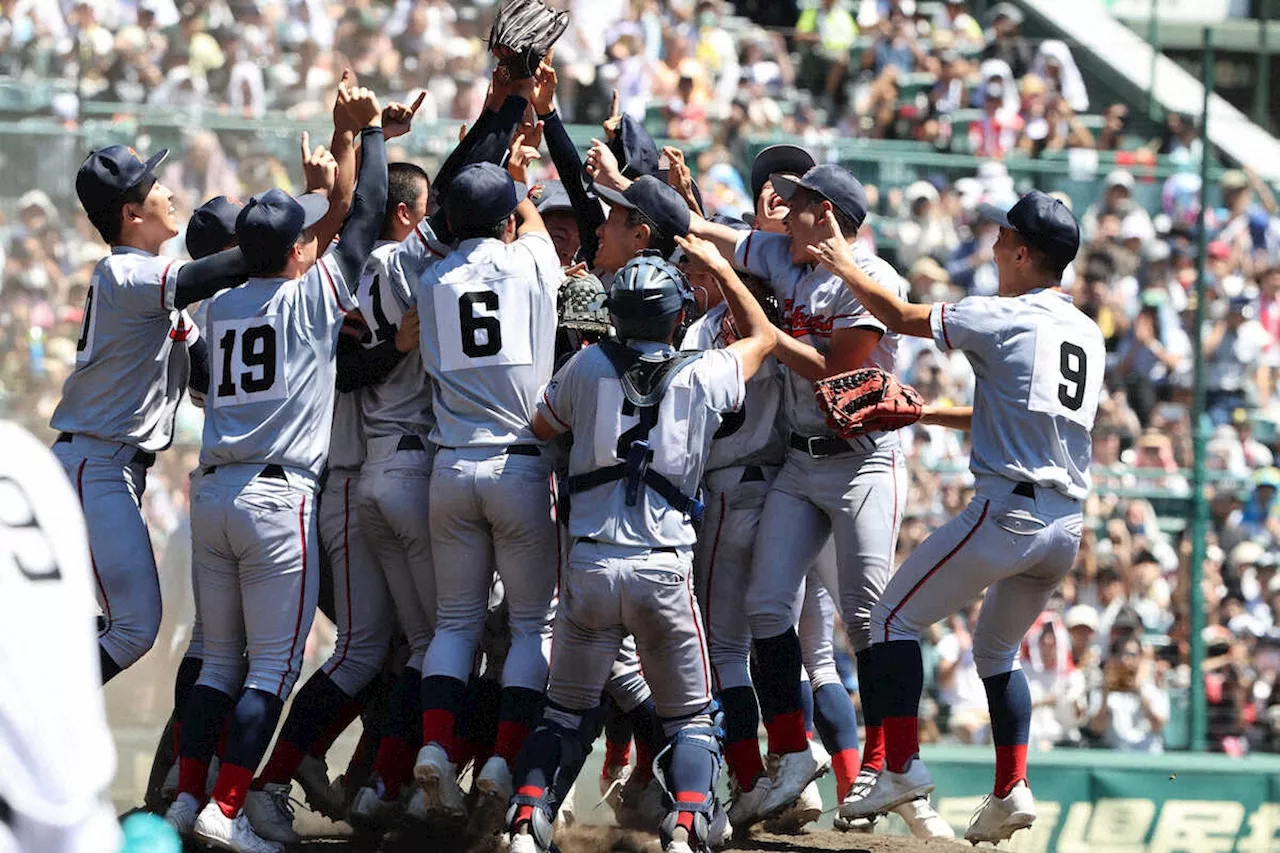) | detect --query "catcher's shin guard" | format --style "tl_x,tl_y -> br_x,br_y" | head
655,724 -> 727,852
